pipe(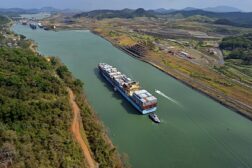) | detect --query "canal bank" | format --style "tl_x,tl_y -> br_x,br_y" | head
91,30 -> 252,121
13,24 -> 252,168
